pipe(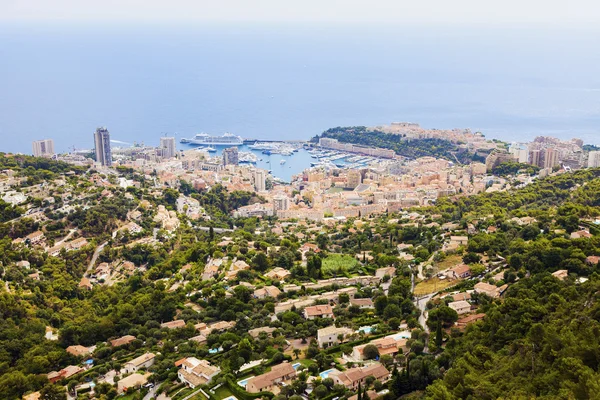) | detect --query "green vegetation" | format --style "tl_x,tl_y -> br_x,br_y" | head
491,161 -> 540,177
312,126 -> 488,164
321,254 -> 361,276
